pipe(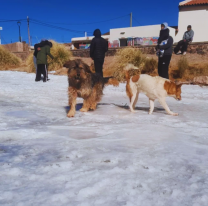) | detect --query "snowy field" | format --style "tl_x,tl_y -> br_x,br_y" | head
0,71 -> 208,206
